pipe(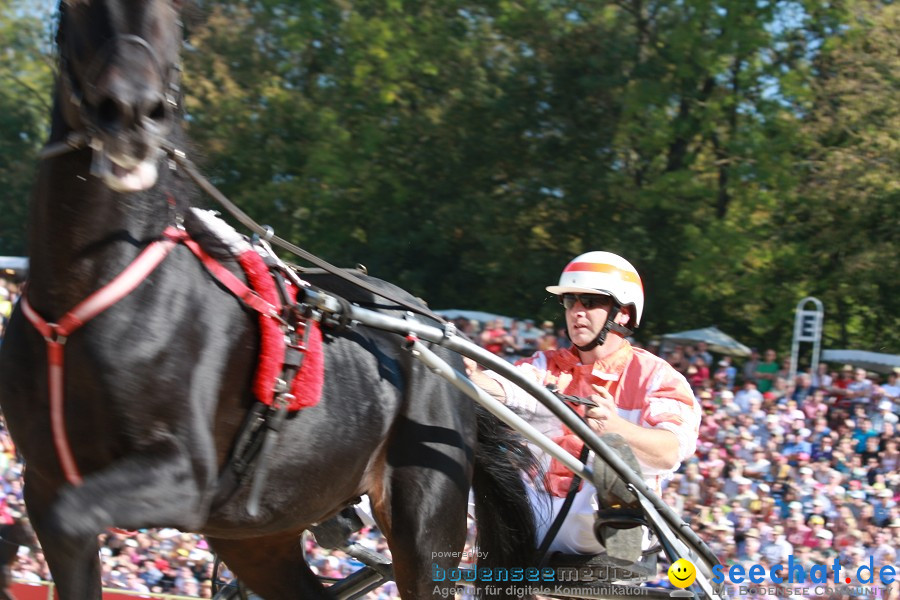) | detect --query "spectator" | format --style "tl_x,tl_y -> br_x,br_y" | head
691,342 -> 713,368
851,417 -> 879,453
873,489 -> 895,526
880,369 -> 900,401
801,390 -> 828,420
790,372 -> 815,403
871,398 -> 898,431
846,367 -> 875,408
688,357 -> 710,389
513,320 -> 542,356
761,525 -> 793,563
667,347 -> 688,375
810,362 -> 833,391
830,364 -> 856,409
734,380 -> 762,413
742,349 -> 761,386
714,356 -> 737,389
479,318 -> 513,356
754,349 -> 779,393
881,438 -> 899,472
